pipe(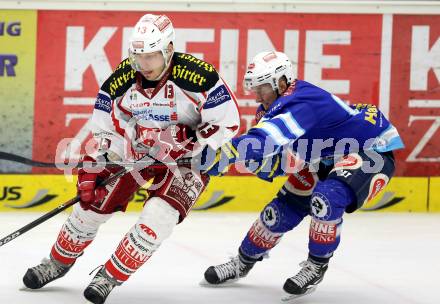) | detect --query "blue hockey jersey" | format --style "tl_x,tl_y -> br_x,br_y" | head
230,80 -> 404,164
